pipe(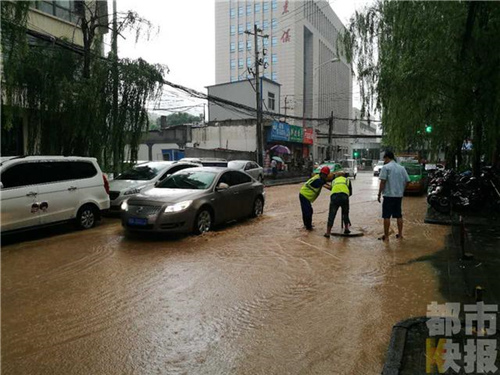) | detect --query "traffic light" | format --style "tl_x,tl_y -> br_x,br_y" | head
425,125 -> 433,133
353,151 -> 359,158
